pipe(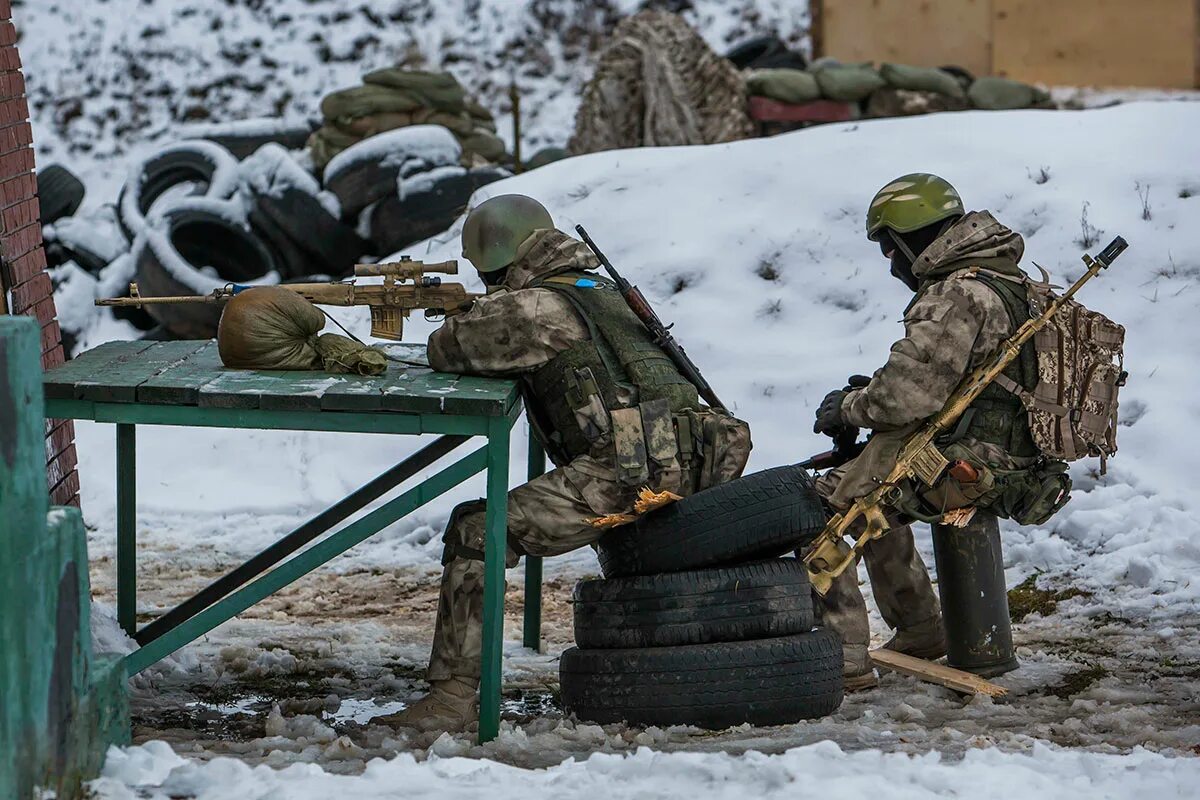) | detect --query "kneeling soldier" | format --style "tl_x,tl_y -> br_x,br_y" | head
384,194 -> 752,732
811,173 -> 1044,690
